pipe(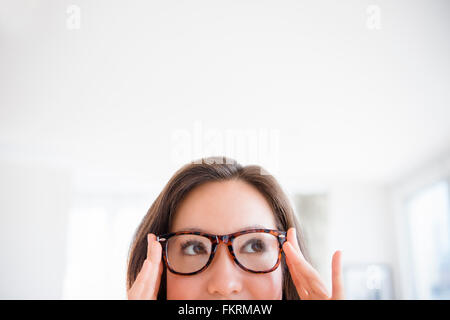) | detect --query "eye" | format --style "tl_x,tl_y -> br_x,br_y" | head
240,238 -> 265,254
180,241 -> 208,256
